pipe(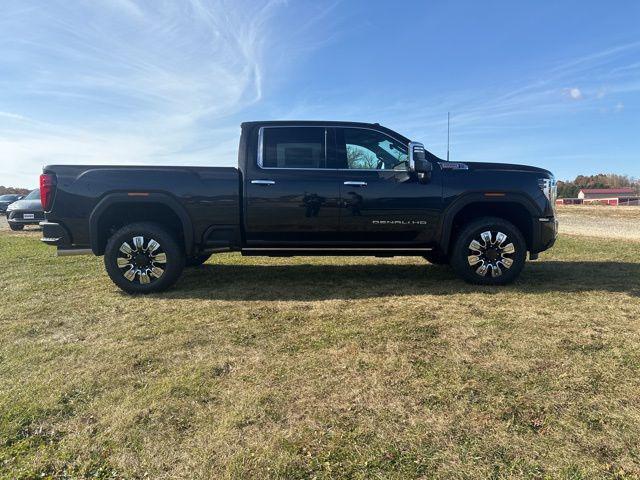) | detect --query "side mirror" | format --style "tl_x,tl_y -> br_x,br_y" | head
408,142 -> 433,175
